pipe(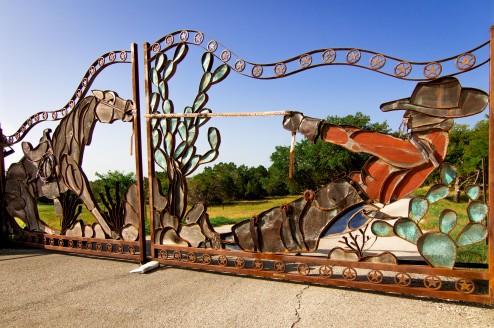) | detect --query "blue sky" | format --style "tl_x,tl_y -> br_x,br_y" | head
1,0 -> 493,180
